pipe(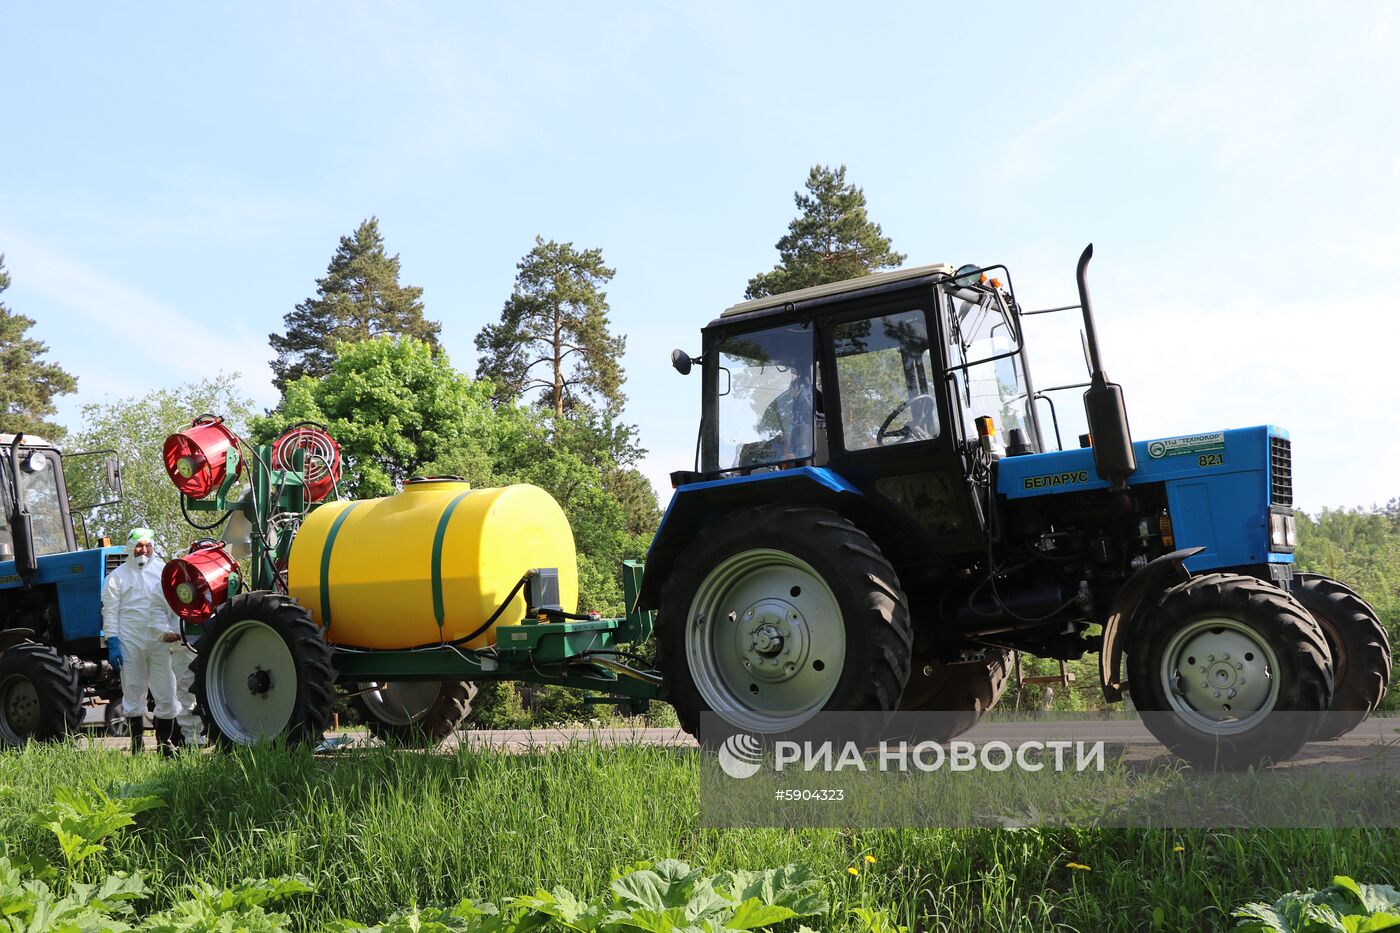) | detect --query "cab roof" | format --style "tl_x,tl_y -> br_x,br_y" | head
0,433 -> 53,448
718,262 -> 957,321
